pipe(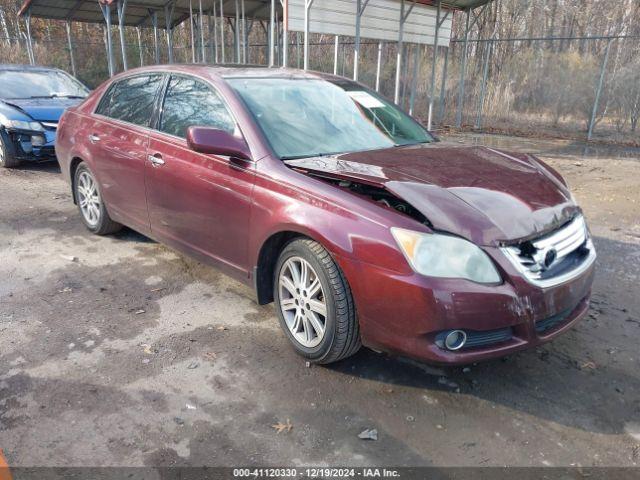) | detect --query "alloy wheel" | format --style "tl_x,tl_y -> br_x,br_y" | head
77,170 -> 101,227
278,256 -> 327,348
